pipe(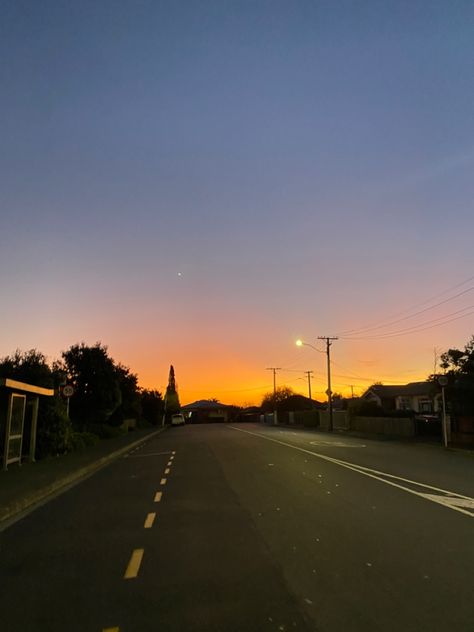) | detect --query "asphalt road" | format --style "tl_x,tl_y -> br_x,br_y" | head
0,423 -> 473,632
